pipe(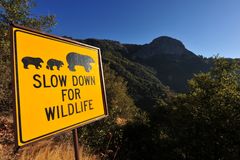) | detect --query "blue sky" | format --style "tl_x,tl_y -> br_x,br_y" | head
33,0 -> 240,58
